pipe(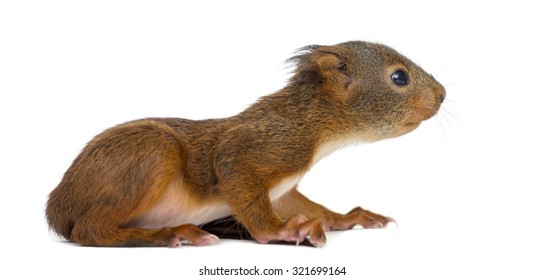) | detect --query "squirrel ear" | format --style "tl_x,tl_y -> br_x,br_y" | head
313,46 -> 346,71
289,45 -> 352,90
312,46 -> 353,90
